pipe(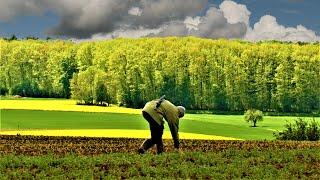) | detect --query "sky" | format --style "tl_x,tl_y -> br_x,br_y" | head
0,0 -> 319,42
